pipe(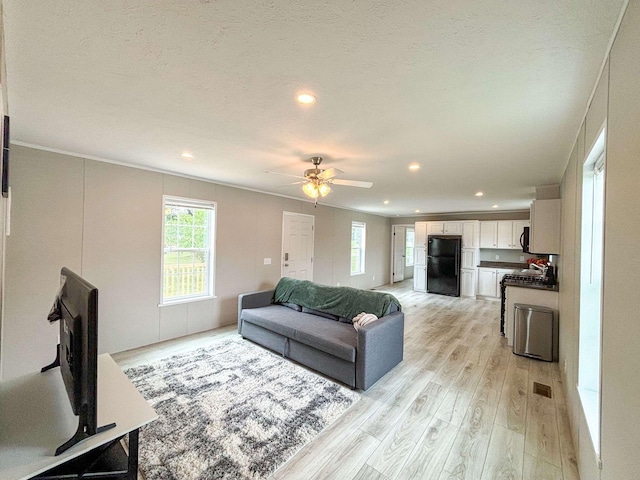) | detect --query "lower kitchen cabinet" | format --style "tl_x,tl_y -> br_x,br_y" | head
461,268 -> 476,297
477,268 -> 497,297
414,265 -> 426,292
477,267 -> 517,297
